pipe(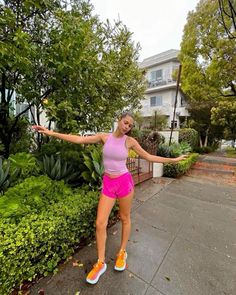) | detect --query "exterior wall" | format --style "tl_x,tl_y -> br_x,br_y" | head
139,49 -> 189,129
1,89 -> 50,127
159,130 -> 179,144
